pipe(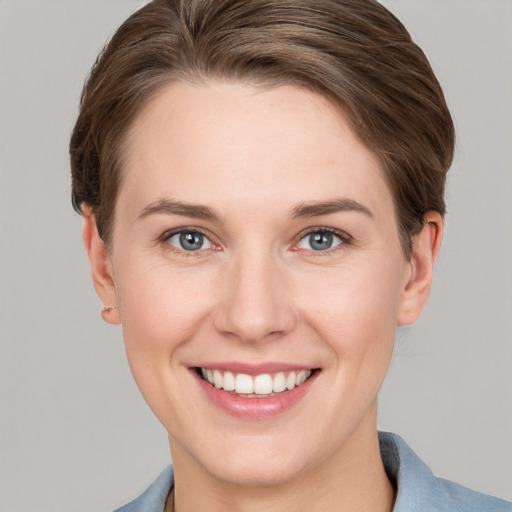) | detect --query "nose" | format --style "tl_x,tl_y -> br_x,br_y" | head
213,249 -> 297,344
